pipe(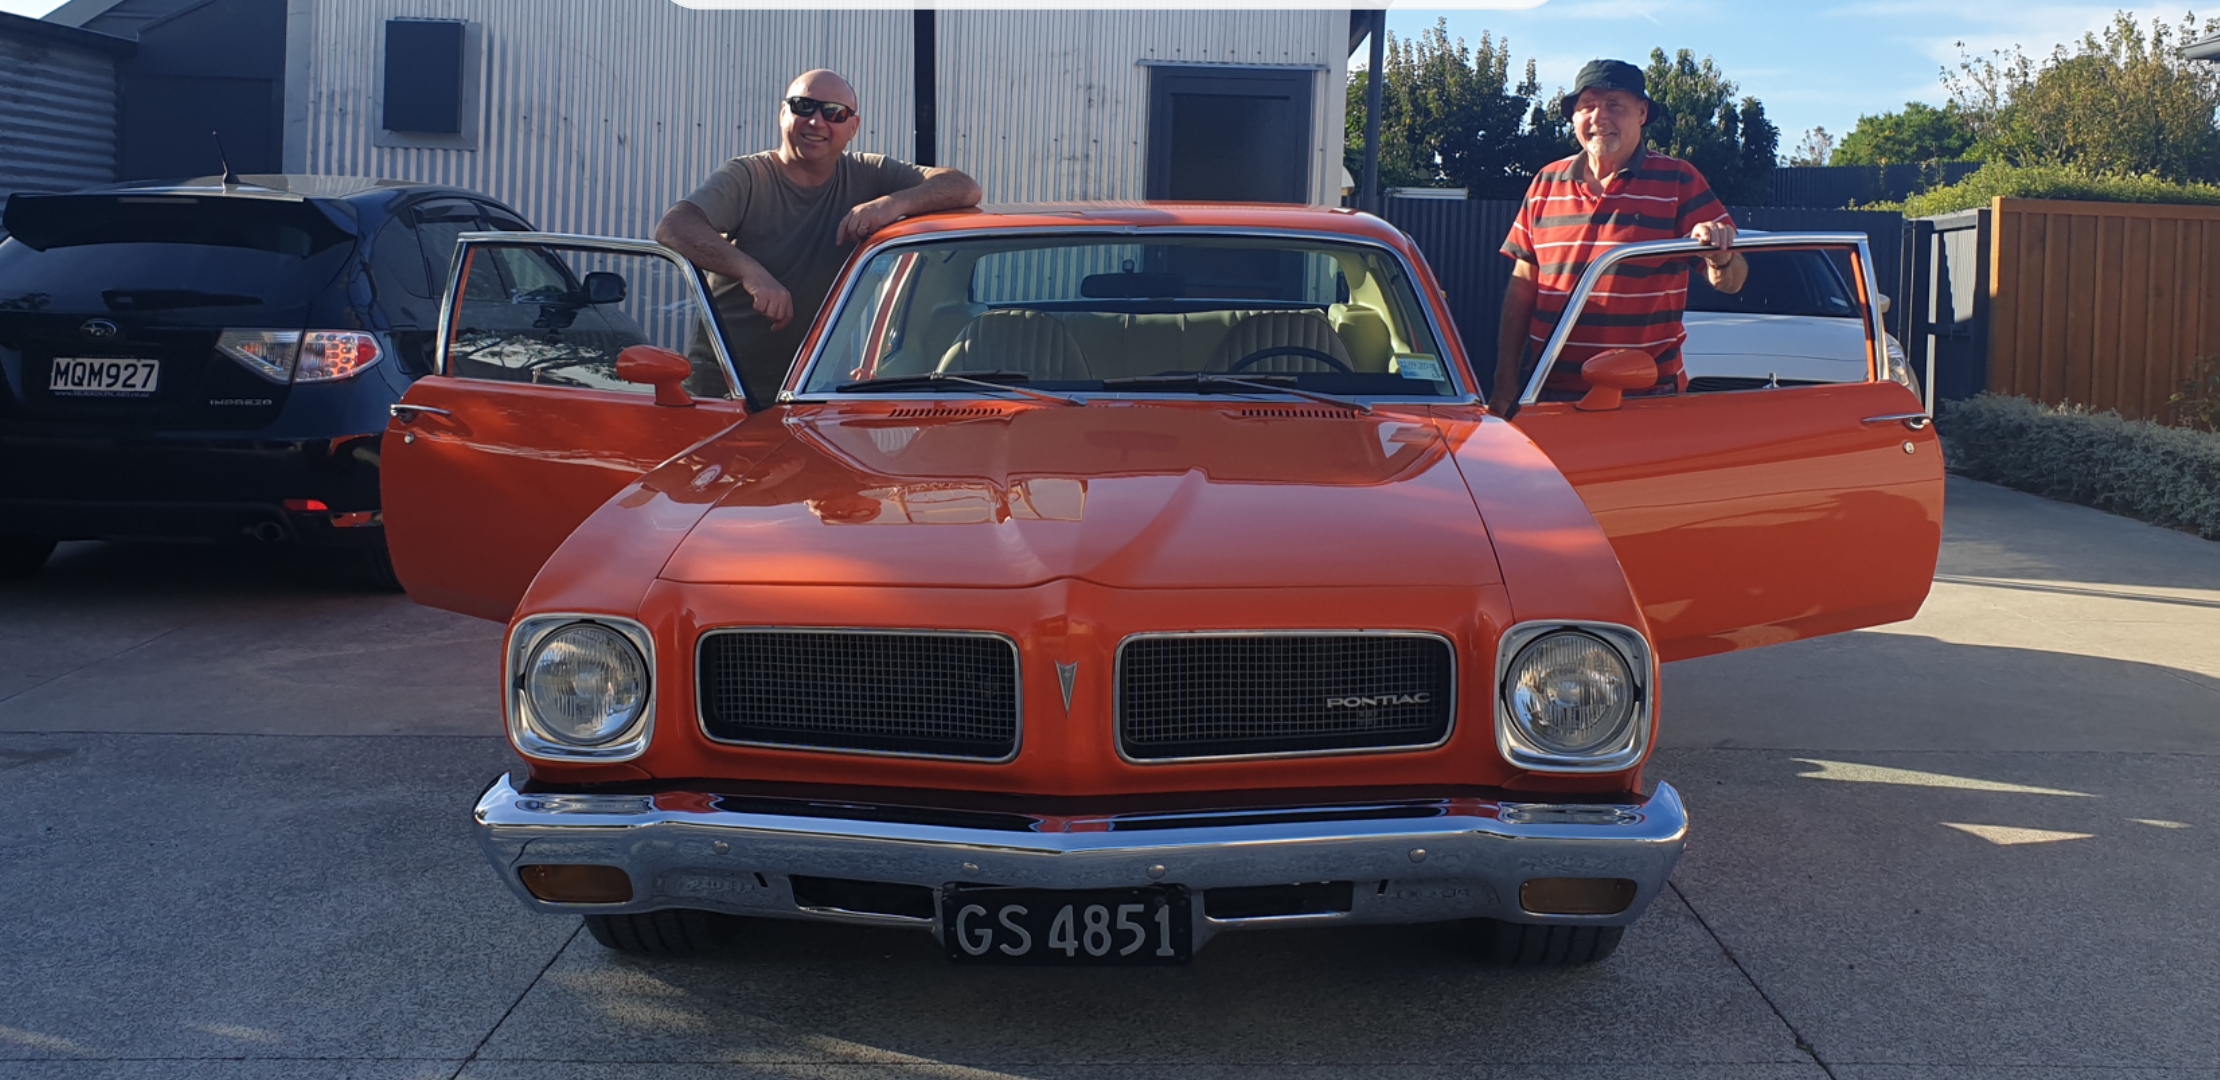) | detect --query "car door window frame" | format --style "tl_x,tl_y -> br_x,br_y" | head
1520,232 -> 1888,407
437,231 -> 747,402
